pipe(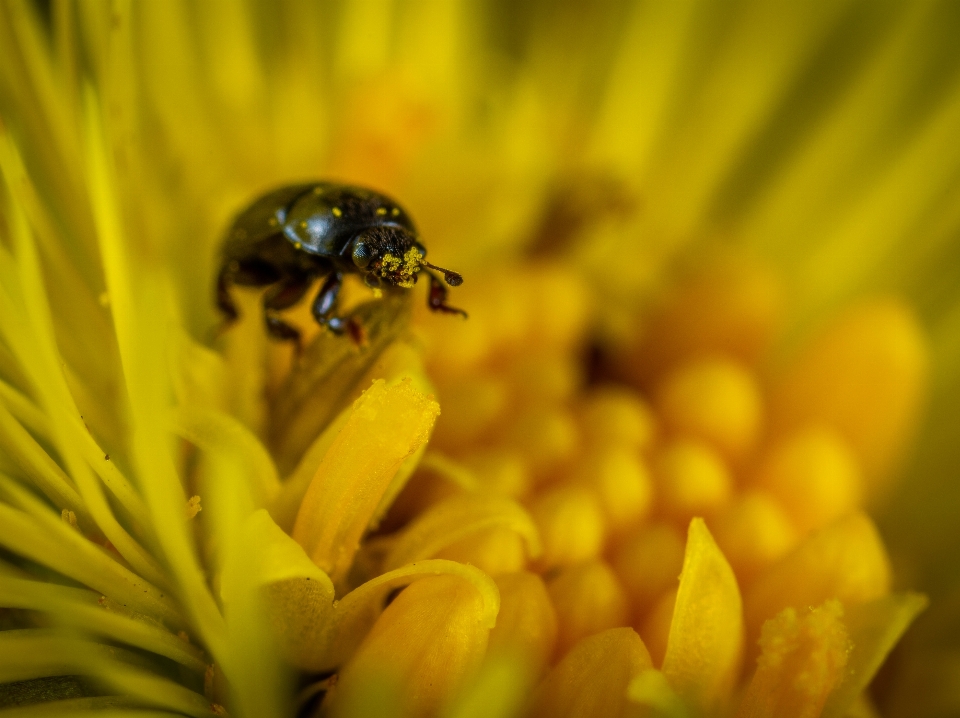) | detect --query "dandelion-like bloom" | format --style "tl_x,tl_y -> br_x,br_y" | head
0,2 -> 958,717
